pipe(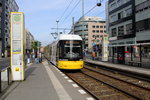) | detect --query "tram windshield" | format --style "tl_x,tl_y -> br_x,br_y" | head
59,40 -> 83,60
